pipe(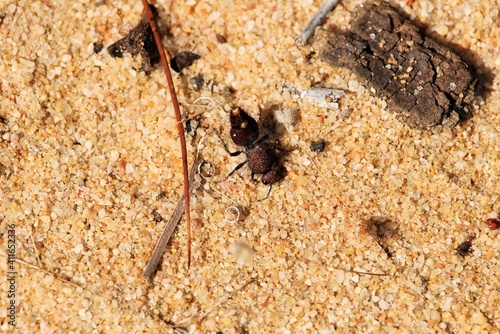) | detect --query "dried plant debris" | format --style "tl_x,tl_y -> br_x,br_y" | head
295,0 -> 341,46
143,156 -> 198,279
315,2 -> 477,128
456,234 -> 475,256
283,84 -> 345,109
107,5 -> 160,73
170,52 -> 201,73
